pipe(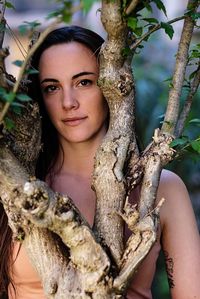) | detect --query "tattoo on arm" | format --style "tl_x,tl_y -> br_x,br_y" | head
163,250 -> 175,288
